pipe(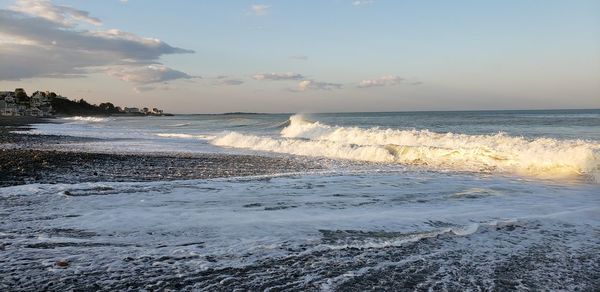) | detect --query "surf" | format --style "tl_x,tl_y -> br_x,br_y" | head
212,114 -> 600,180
